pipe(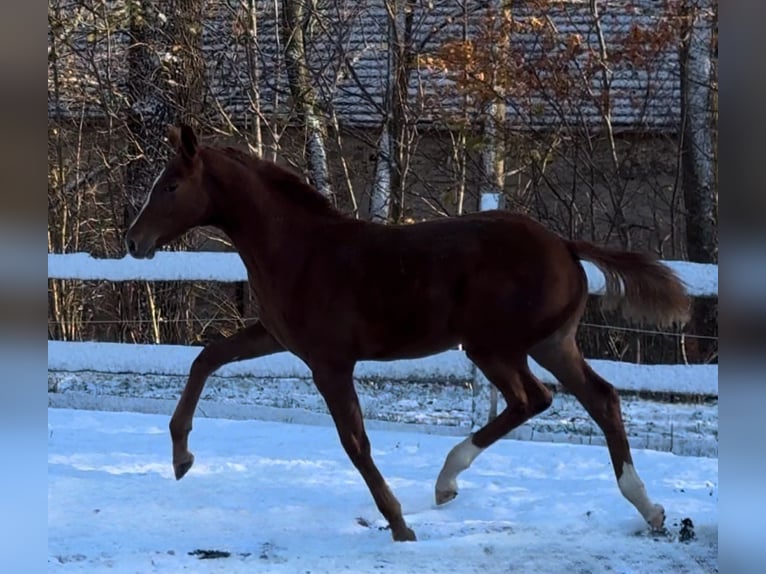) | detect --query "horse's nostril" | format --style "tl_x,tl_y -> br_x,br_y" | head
127,239 -> 137,255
